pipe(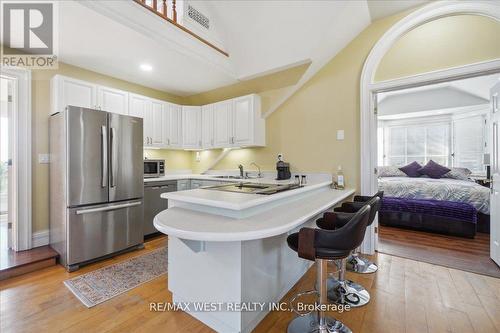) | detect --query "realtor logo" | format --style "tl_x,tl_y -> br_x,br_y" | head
1,1 -> 58,68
